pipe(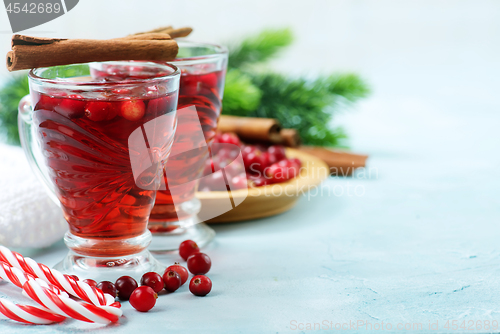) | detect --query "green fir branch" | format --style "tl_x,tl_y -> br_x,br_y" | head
228,28 -> 293,69
222,28 -> 370,147
0,74 -> 29,145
